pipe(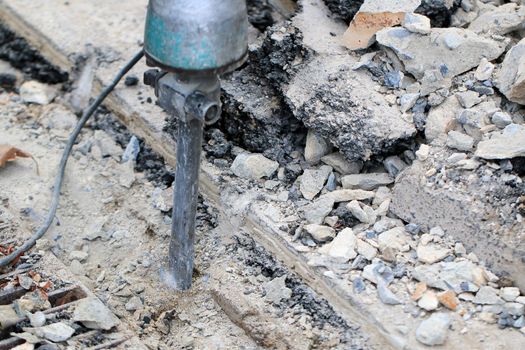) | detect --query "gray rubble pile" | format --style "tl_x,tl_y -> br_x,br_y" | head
221,0 -> 525,347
